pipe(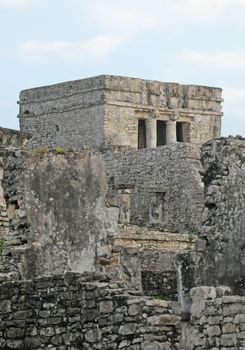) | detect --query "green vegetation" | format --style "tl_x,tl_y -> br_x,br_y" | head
153,293 -> 171,301
32,147 -> 66,157
32,147 -> 49,155
55,147 -> 66,154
